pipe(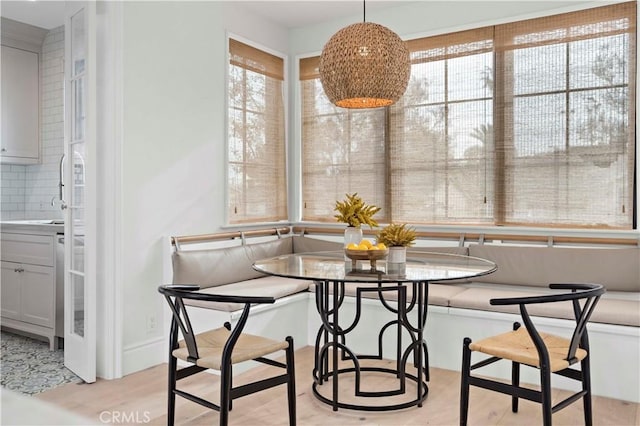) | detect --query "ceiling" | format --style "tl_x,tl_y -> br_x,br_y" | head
0,0 -> 412,31
237,1 -> 414,29
1,1 -> 65,30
